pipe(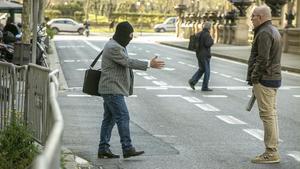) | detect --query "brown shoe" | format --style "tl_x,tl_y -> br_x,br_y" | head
251,152 -> 280,164
123,147 -> 144,158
